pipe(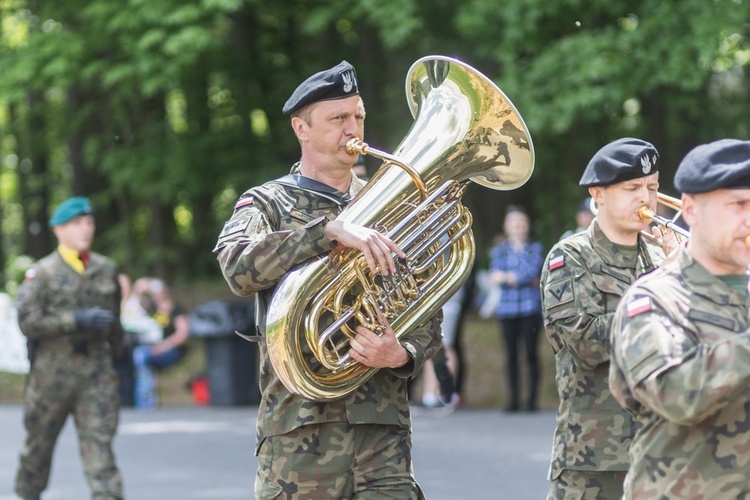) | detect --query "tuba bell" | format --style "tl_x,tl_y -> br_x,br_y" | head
265,55 -> 535,401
